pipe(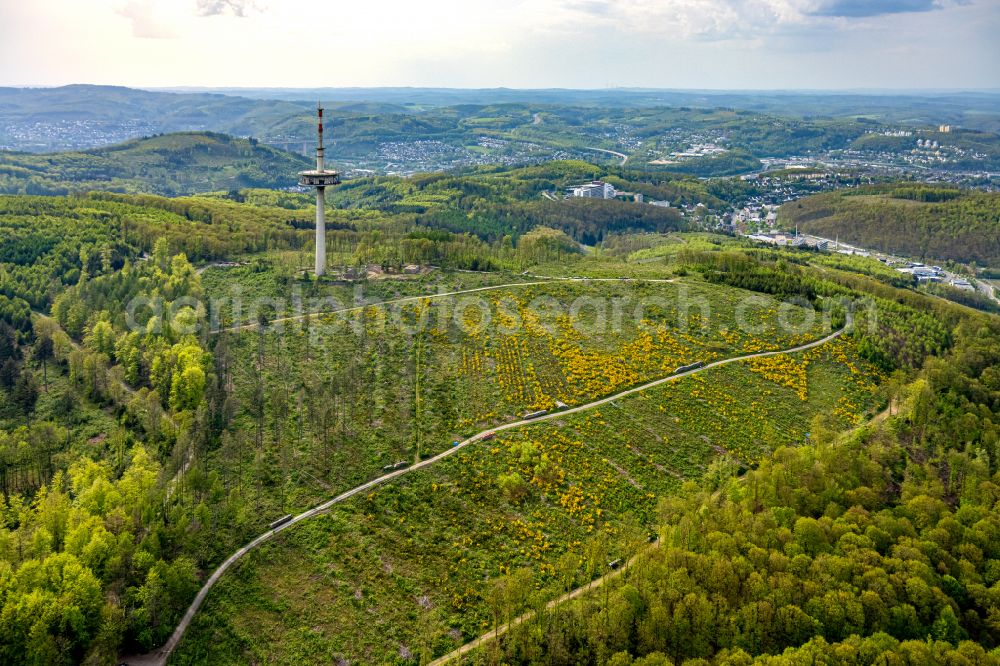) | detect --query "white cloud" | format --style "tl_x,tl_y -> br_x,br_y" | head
1,0 -> 996,88
195,0 -> 262,18
117,0 -> 178,38
527,0 -> 813,39
523,0 -> 971,40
